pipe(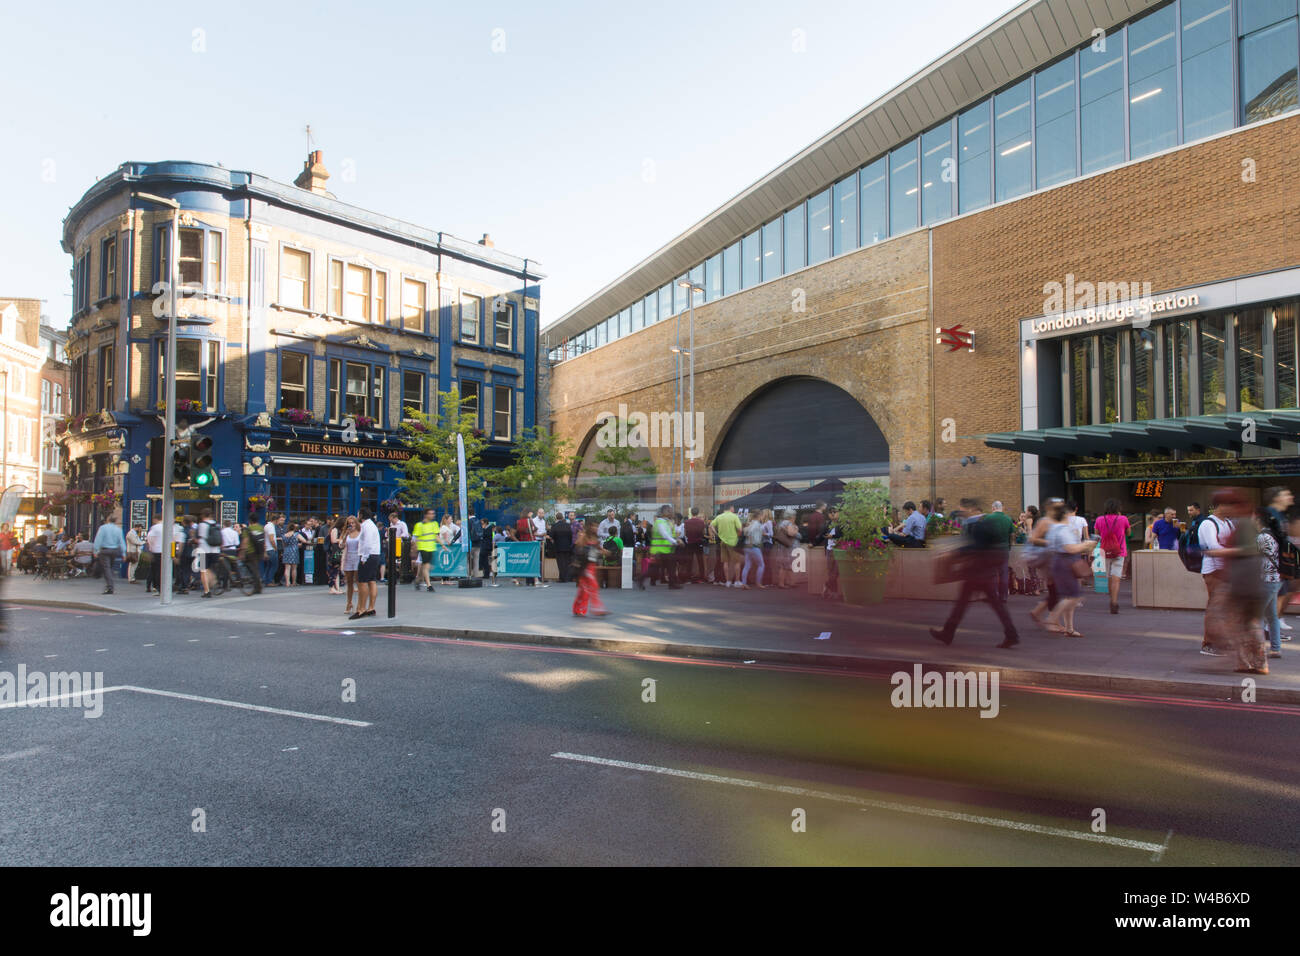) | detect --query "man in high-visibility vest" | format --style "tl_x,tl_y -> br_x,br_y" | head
412,508 -> 439,593
642,505 -> 682,590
